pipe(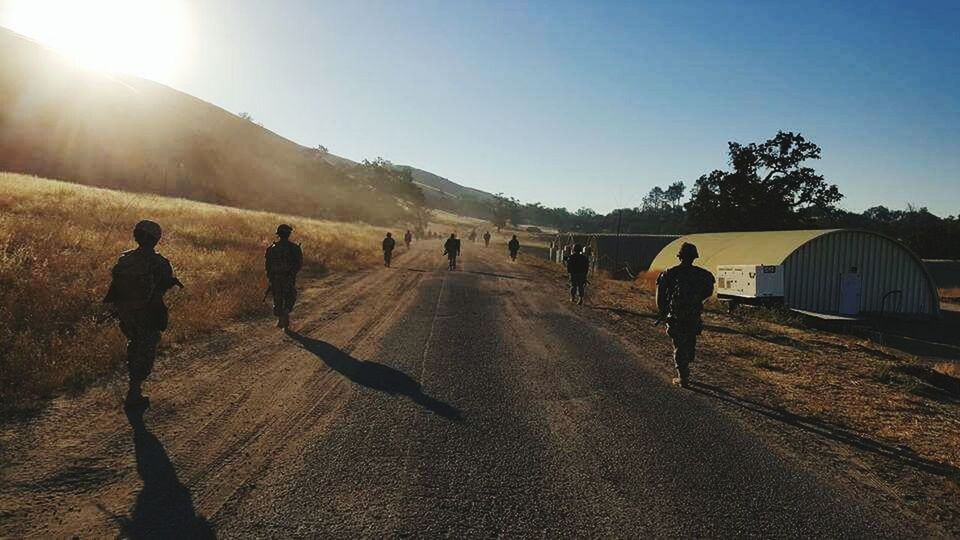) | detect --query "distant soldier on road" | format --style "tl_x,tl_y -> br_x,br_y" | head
265,224 -> 303,330
468,230 -> 477,243
383,232 -> 396,267
483,231 -> 491,247
404,229 -> 413,249
655,242 -> 715,388
103,220 -> 183,409
508,235 -> 520,261
443,233 -> 461,270
566,244 -> 590,305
